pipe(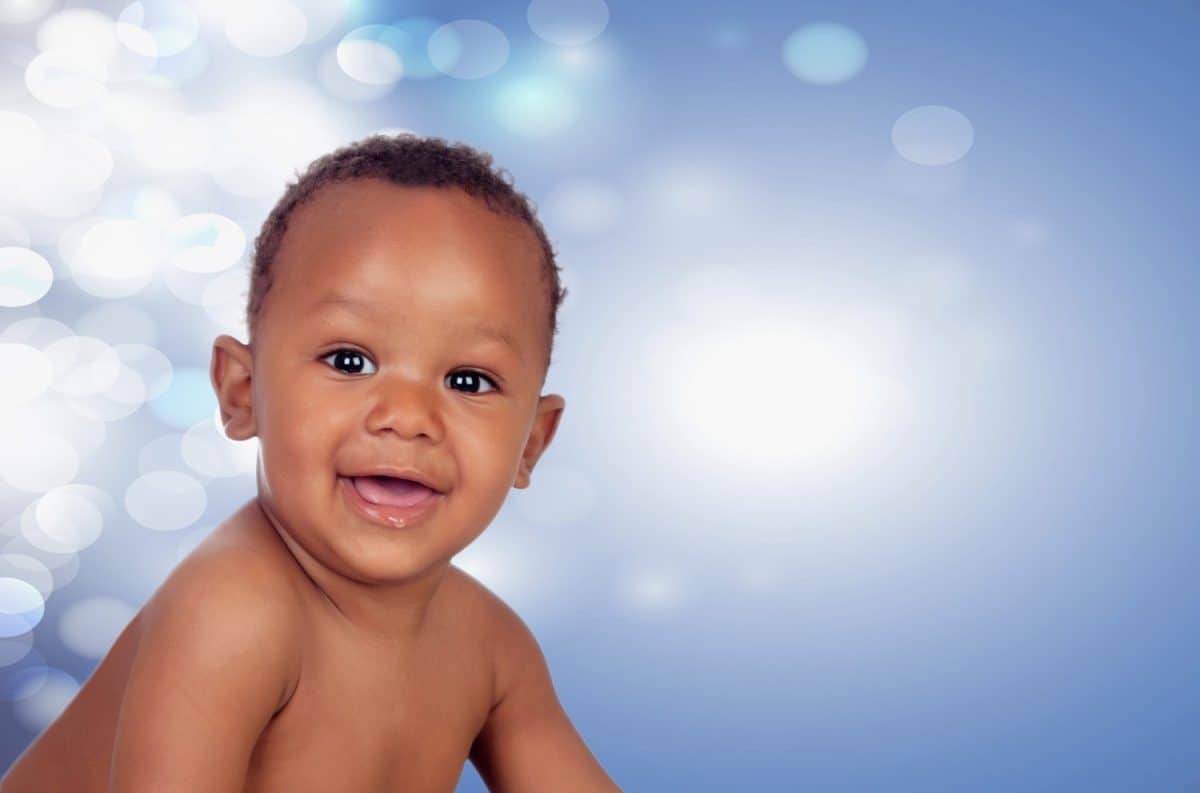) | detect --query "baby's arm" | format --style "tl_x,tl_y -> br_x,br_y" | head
468,601 -> 622,793
109,551 -> 302,792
